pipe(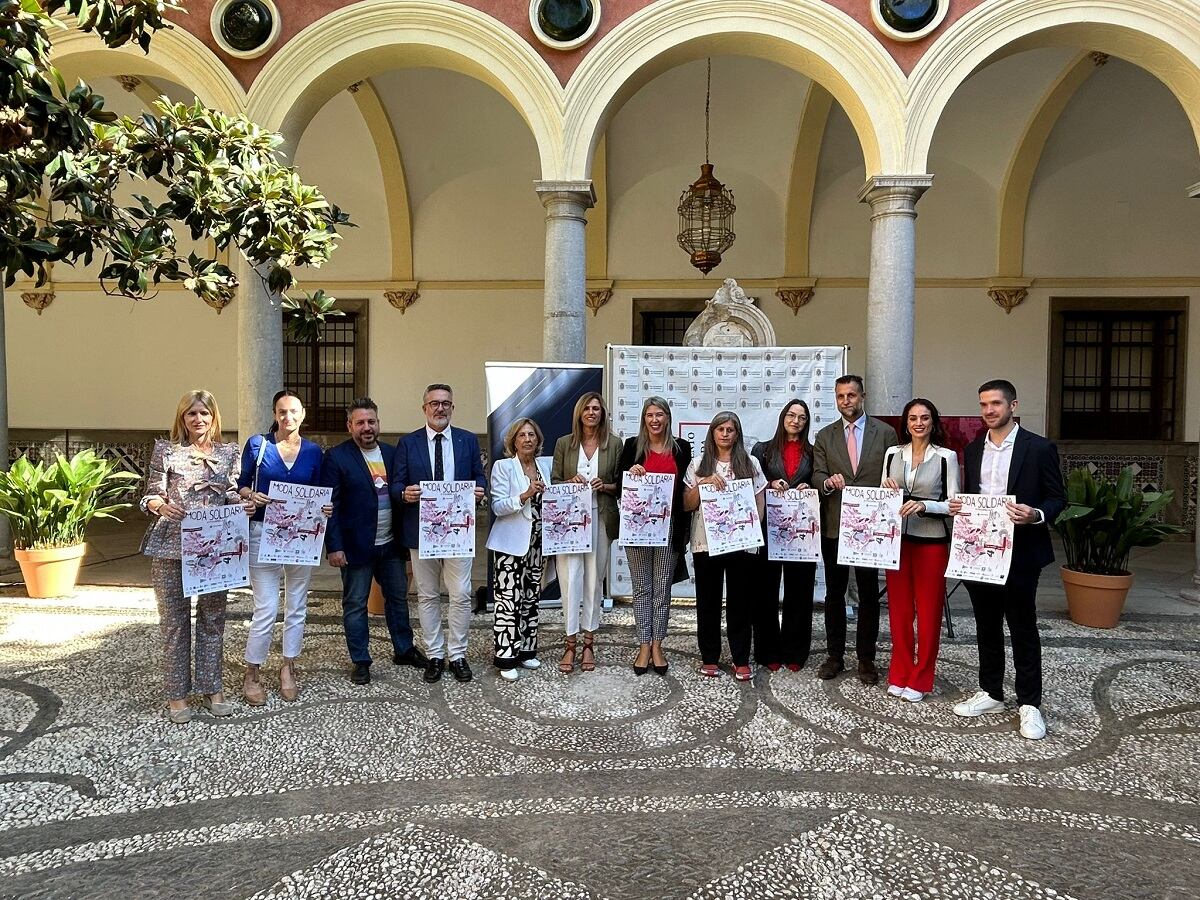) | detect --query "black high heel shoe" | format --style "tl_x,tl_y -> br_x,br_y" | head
652,661 -> 669,676
633,647 -> 650,676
